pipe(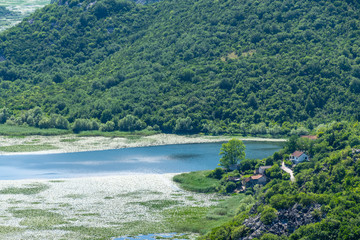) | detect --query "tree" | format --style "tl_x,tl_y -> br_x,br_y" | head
55,116 -> 69,129
174,117 -> 193,133
286,135 -> 299,153
219,139 -> 246,169
53,73 -> 64,83
100,109 -> 113,123
225,182 -> 236,193
118,114 -> 146,131
38,117 -> 52,128
178,69 -> 195,82
247,94 -> 258,110
350,78 -> 360,94
100,120 -> 115,132
0,108 -> 9,124
93,2 -> 108,18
